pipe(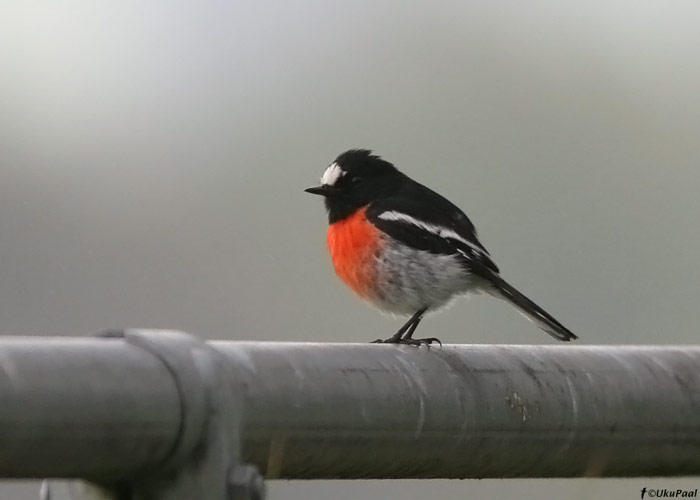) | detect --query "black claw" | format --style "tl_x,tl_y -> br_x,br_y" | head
412,337 -> 442,348
370,337 -> 442,348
